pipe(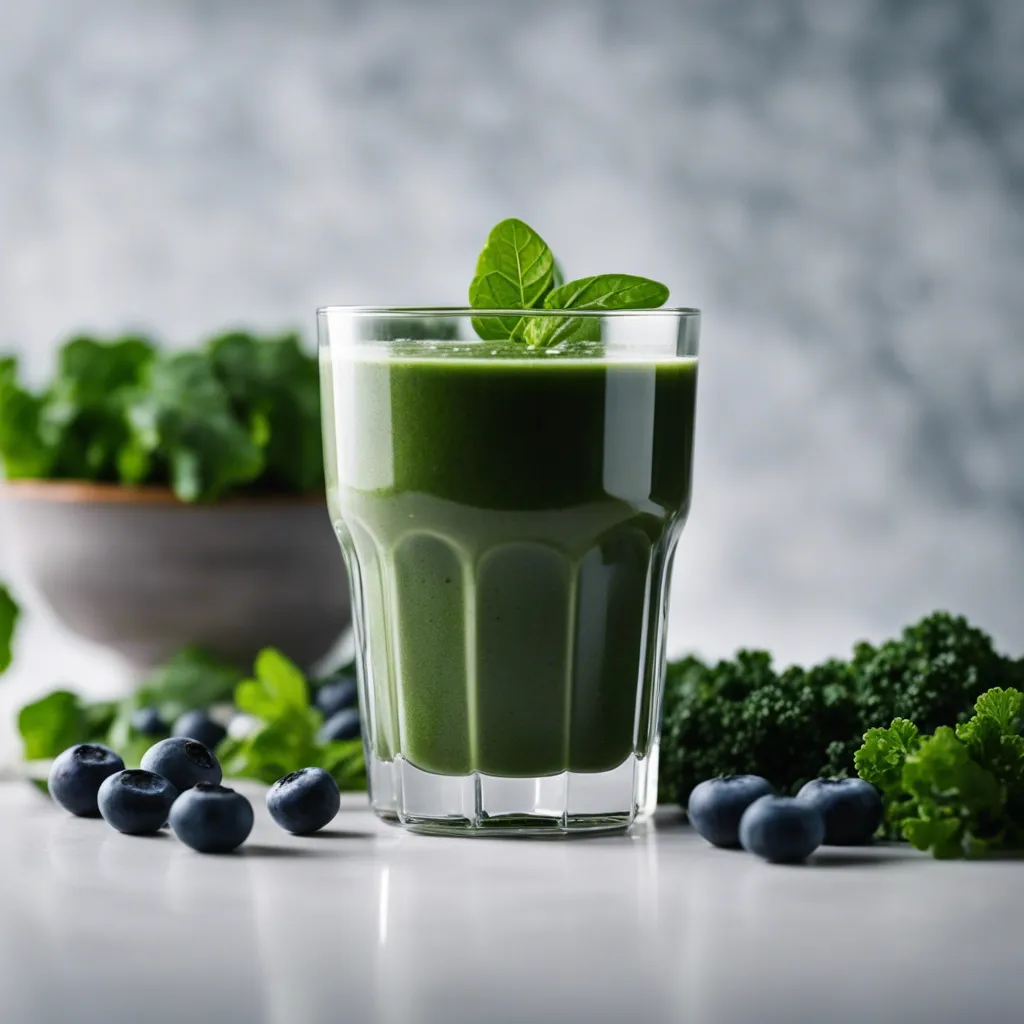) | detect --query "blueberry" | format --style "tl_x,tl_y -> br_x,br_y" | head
687,775 -> 775,848
171,710 -> 227,751
98,769 -> 178,835
131,706 -> 167,737
140,737 -> 222,793
318,707 -> 361,743
267,767 -> 341,835
796,778 -> 884,845
48,744 -> 125,817
739,795 -> 825,863
169,783 -> 254,854
315,676 -> 358,718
